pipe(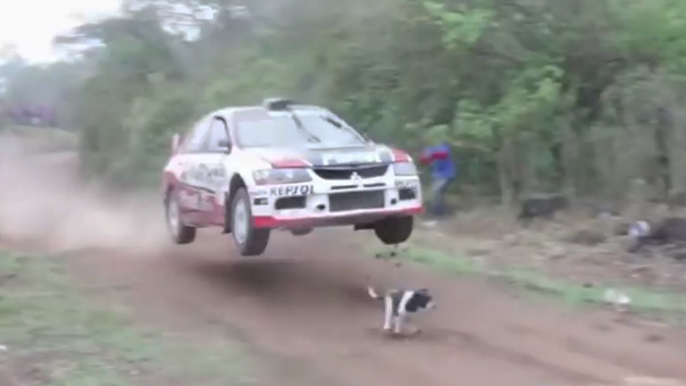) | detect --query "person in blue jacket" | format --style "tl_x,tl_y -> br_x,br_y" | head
420,142 -> 456,217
